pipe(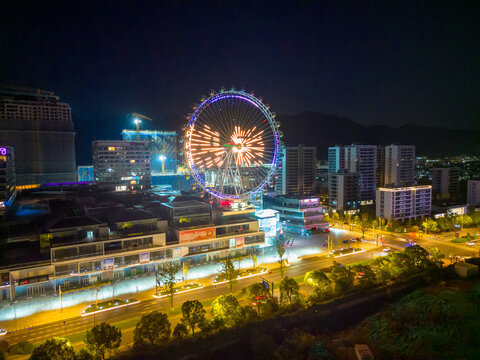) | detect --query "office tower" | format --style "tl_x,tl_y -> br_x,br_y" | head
276,145 -> 316,195
0,86 -> 76,185
432,167 -> 460,200
93,140 -> 150,190
328,170 -> 360,210
376,185 -> 432,221
384,145 -> 415,187
467,180 -> 480,206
